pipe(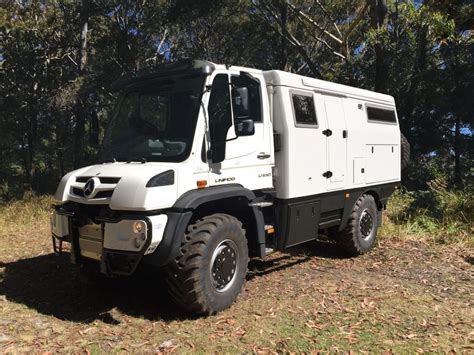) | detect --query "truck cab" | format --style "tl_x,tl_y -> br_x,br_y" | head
51,60 -> 402,315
